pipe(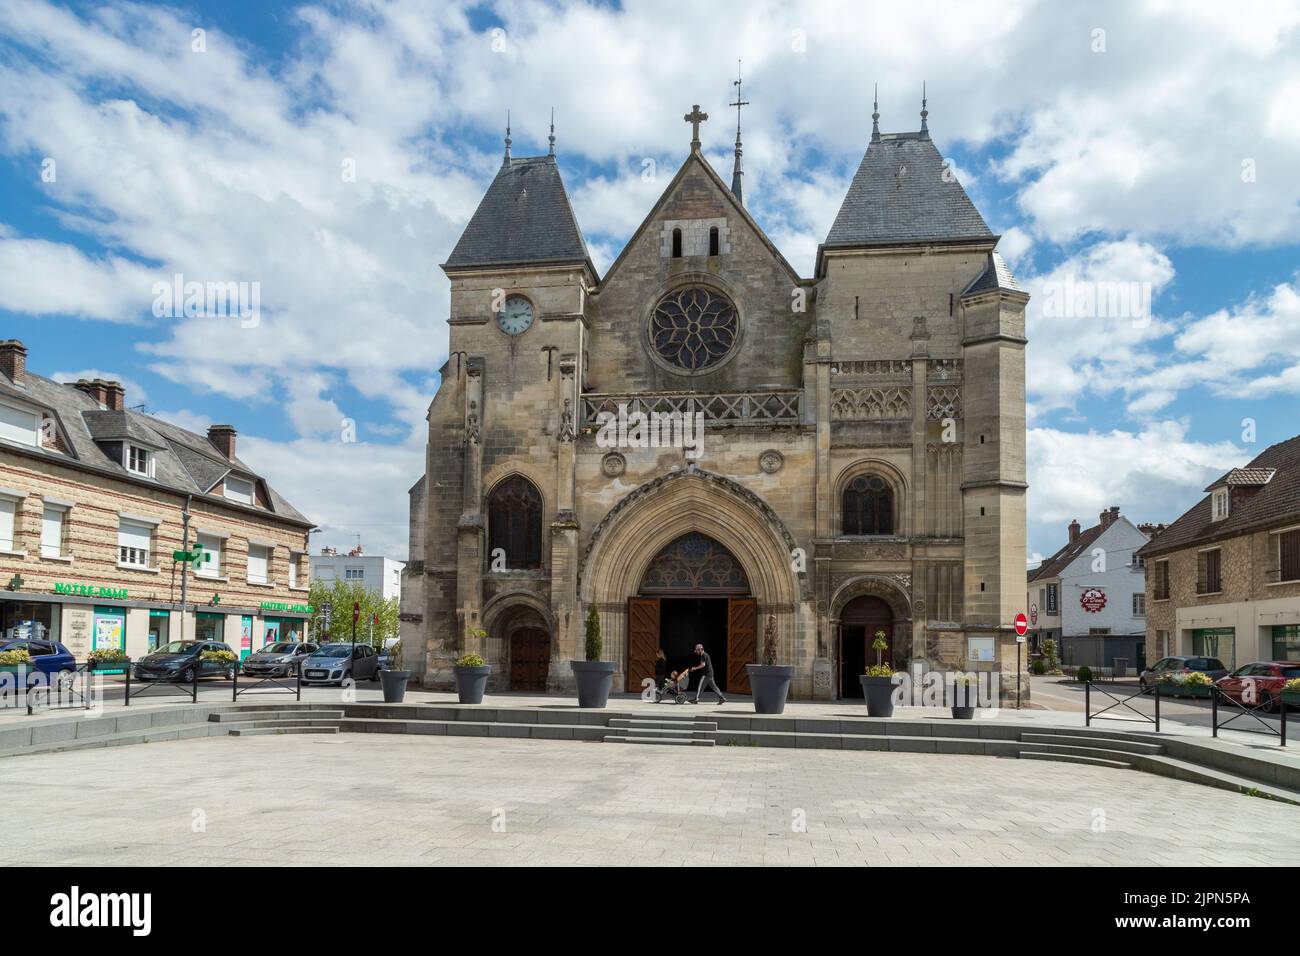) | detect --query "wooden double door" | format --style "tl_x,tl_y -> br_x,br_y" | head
509,627 -> 550,692
626,595 -> 756,695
